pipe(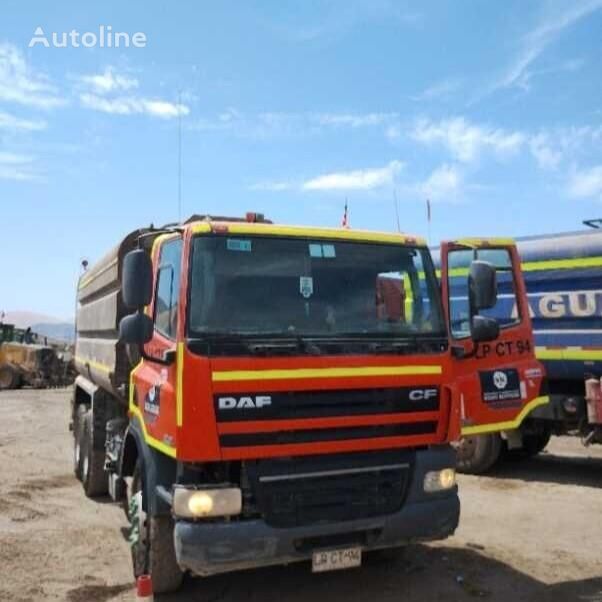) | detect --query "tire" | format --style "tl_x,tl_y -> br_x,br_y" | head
455,433 -> 502,474
505,427 -> 552,460
73,405 -> 87,481
522,428 -> 552,457
0,364 -> 20,390
128,462 -> 183,593
81,410 -> 109,497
